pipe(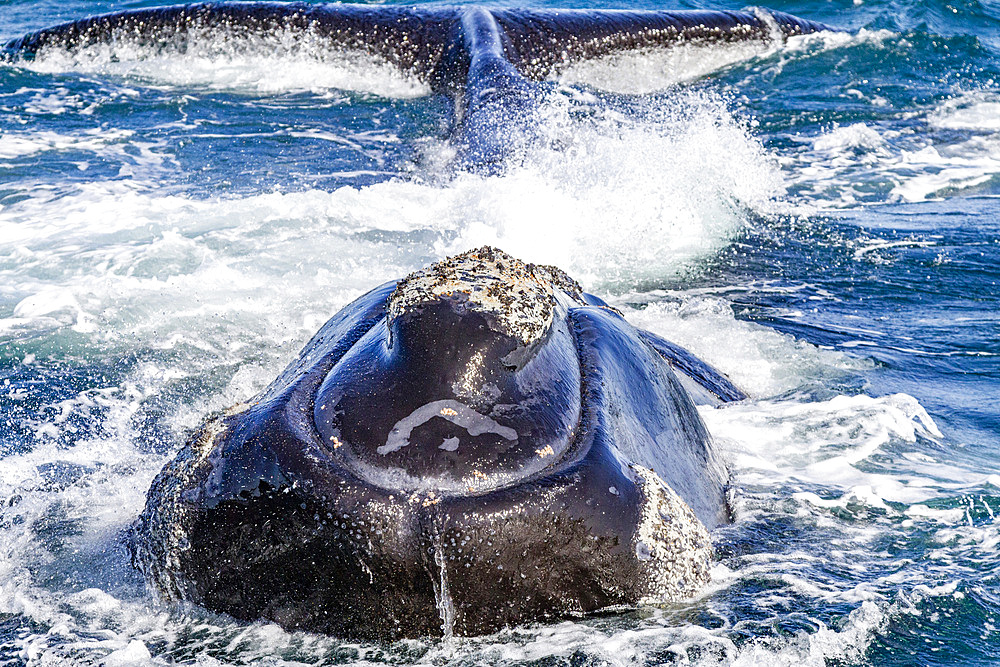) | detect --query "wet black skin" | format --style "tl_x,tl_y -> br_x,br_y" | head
2,3 -> 838,173
132,275 -> 741,639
